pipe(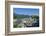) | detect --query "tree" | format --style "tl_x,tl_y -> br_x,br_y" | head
31,15 -> 39,21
